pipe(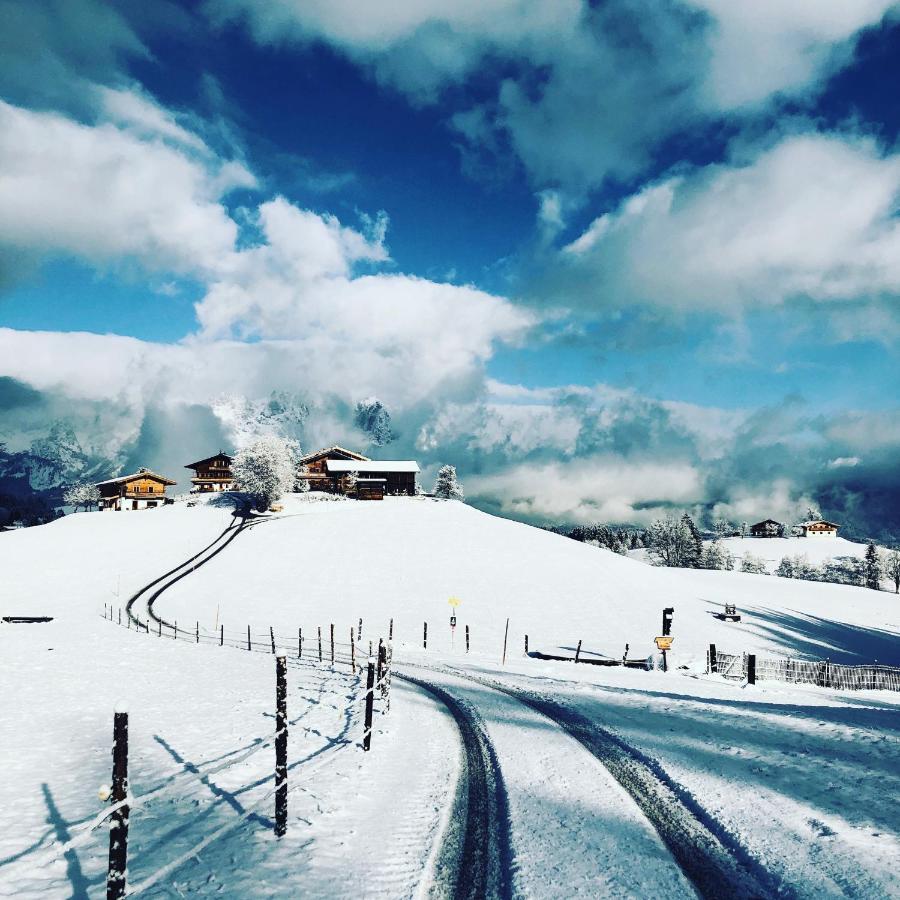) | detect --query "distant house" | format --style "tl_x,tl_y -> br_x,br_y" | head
97,468 -> 177,511
799,519 -> 839,538
296,446 -> 370,492
185,452 -> 233,493
296,446 -> 419,498
750,519 -> 784,538
325,459 -> 419,498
